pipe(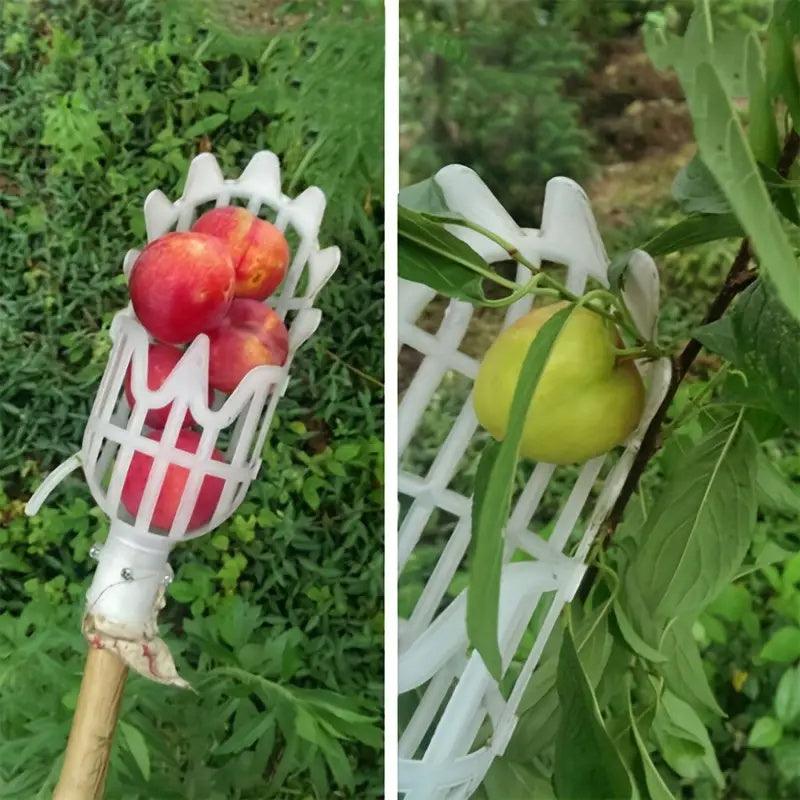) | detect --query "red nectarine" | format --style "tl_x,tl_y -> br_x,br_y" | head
129,231 -> 235,344
207,324 -> 287,394
121,429 -> 225,531
226,298 -> 289,358
192,207 -> 289,301
124,343 -> 213,430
